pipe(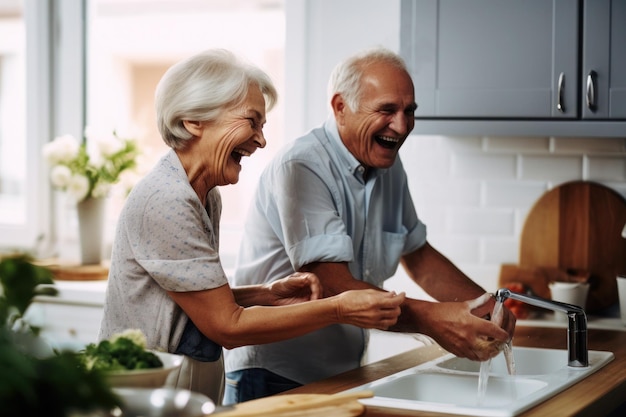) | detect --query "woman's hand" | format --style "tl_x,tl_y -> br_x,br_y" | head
334,290 -> 405,330
267,272 -> 322,306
